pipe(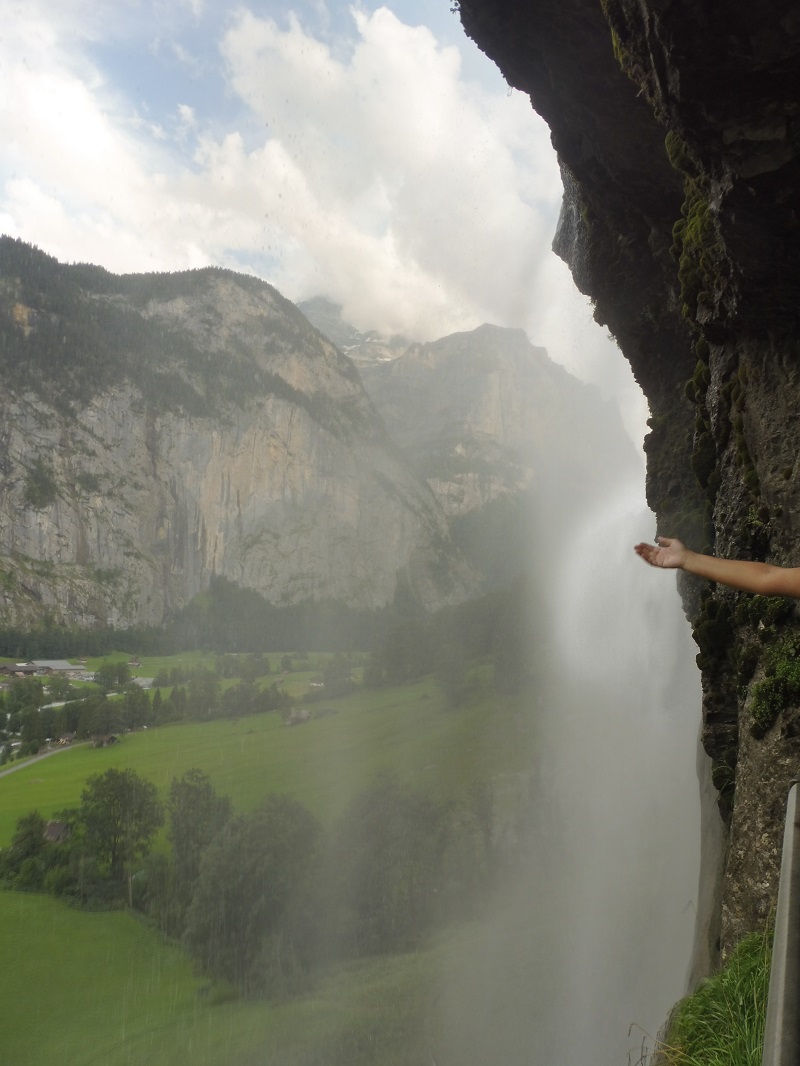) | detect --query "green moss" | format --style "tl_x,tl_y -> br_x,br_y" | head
736,506 -> 773,559
734,593 -> 794,630
734,644 -> 760,691
664,133 -> 726,321
693,593 -> 735,672
744,467 -> 761,494
665,131 -> 700,177
677,189 -> 723,318
691,430 -> 717,490
694,336 -> 710,363
646,413 -> 669,433
683,356 -> 722,503
750,631 -> 800,738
